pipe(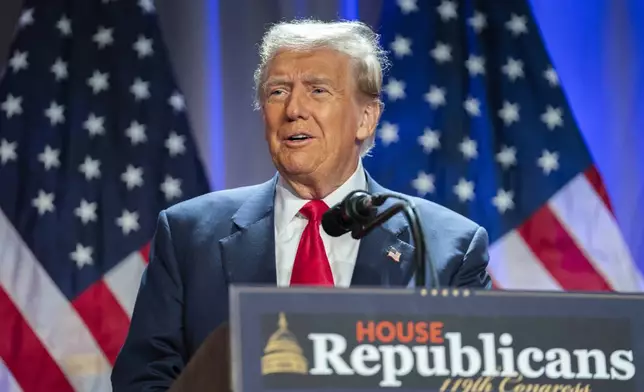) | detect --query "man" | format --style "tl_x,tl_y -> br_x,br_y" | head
111,19 -> 491,391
